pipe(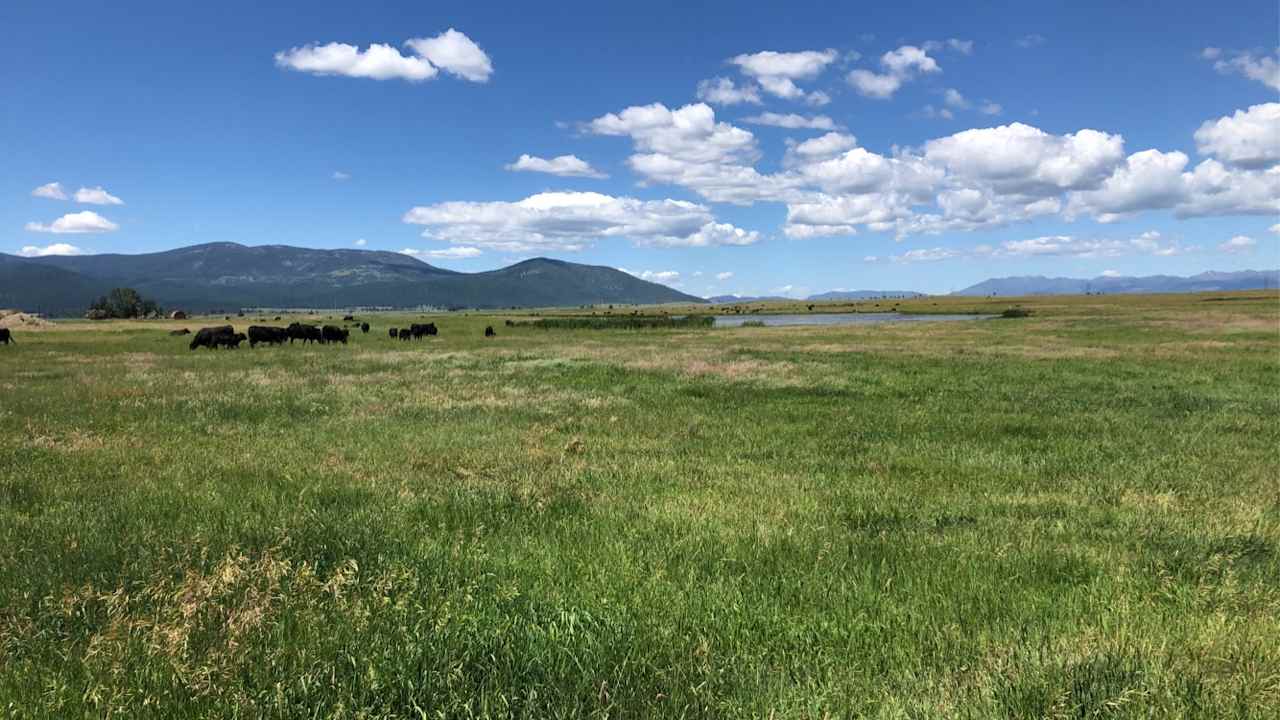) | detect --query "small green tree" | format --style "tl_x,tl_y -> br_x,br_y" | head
87,288 -> 162,319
